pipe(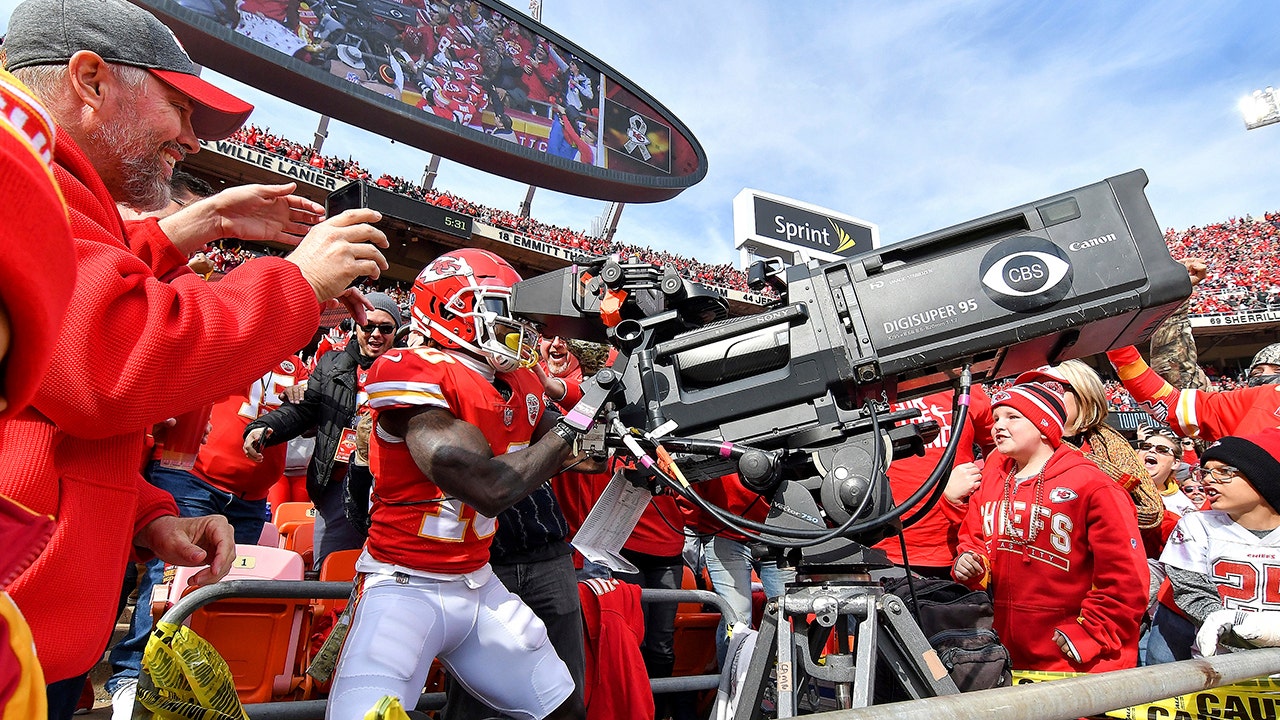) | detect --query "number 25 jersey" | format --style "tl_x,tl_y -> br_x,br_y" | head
364,347 -> 547,574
